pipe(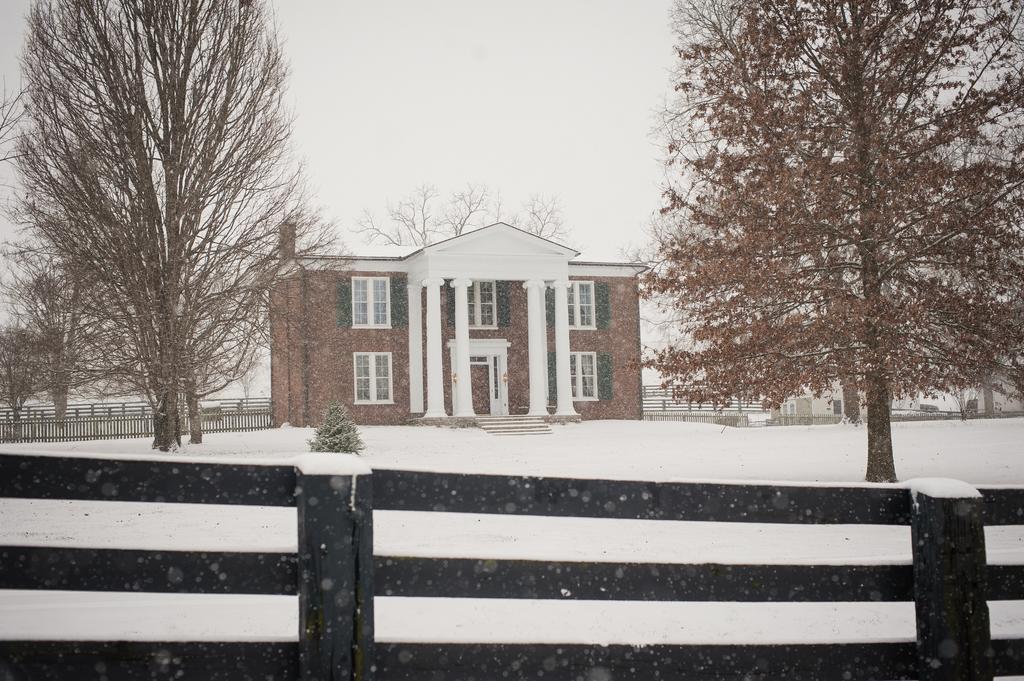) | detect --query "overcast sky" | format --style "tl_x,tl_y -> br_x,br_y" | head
0,1 -> 676,261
